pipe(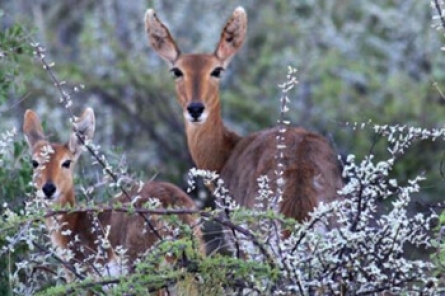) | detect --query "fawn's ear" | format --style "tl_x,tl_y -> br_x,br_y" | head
145,9 -> 181,65
69,108 -> 95,159
214,6 -> 247,68
23,109 -> 45,150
